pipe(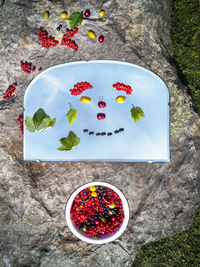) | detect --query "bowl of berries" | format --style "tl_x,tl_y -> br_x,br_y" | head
65,182 -> 129,244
